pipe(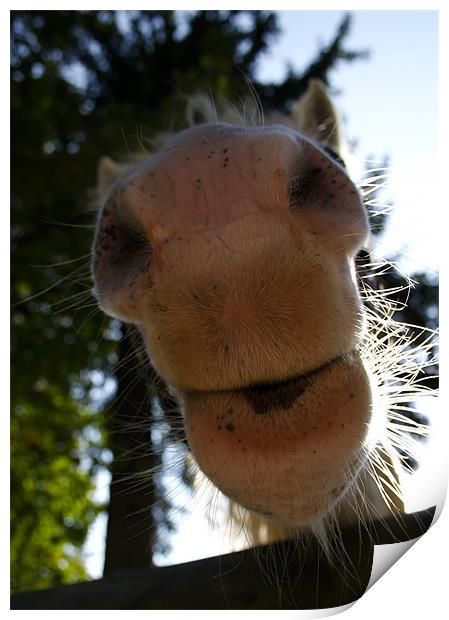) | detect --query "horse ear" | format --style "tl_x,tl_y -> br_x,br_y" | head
97,156 -> 123,198
291,80 -> 342,152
